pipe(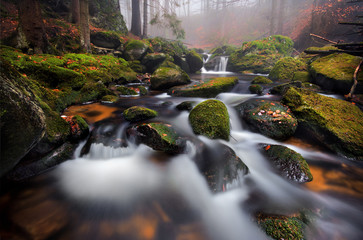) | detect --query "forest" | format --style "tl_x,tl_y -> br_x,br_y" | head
0,0 -> 363,240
